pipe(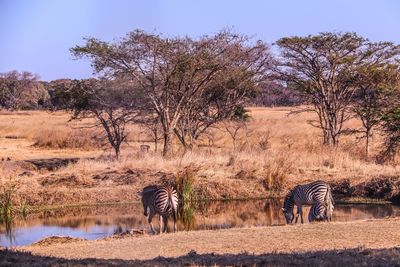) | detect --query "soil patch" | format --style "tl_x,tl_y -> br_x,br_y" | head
25,158 -> 81,171
32,236 -> 86,247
